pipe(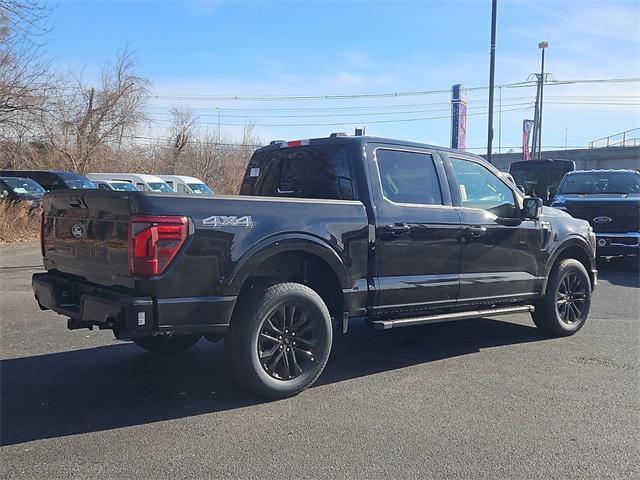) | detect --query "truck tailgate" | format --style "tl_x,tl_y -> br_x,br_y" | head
42,190 -> 133,288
